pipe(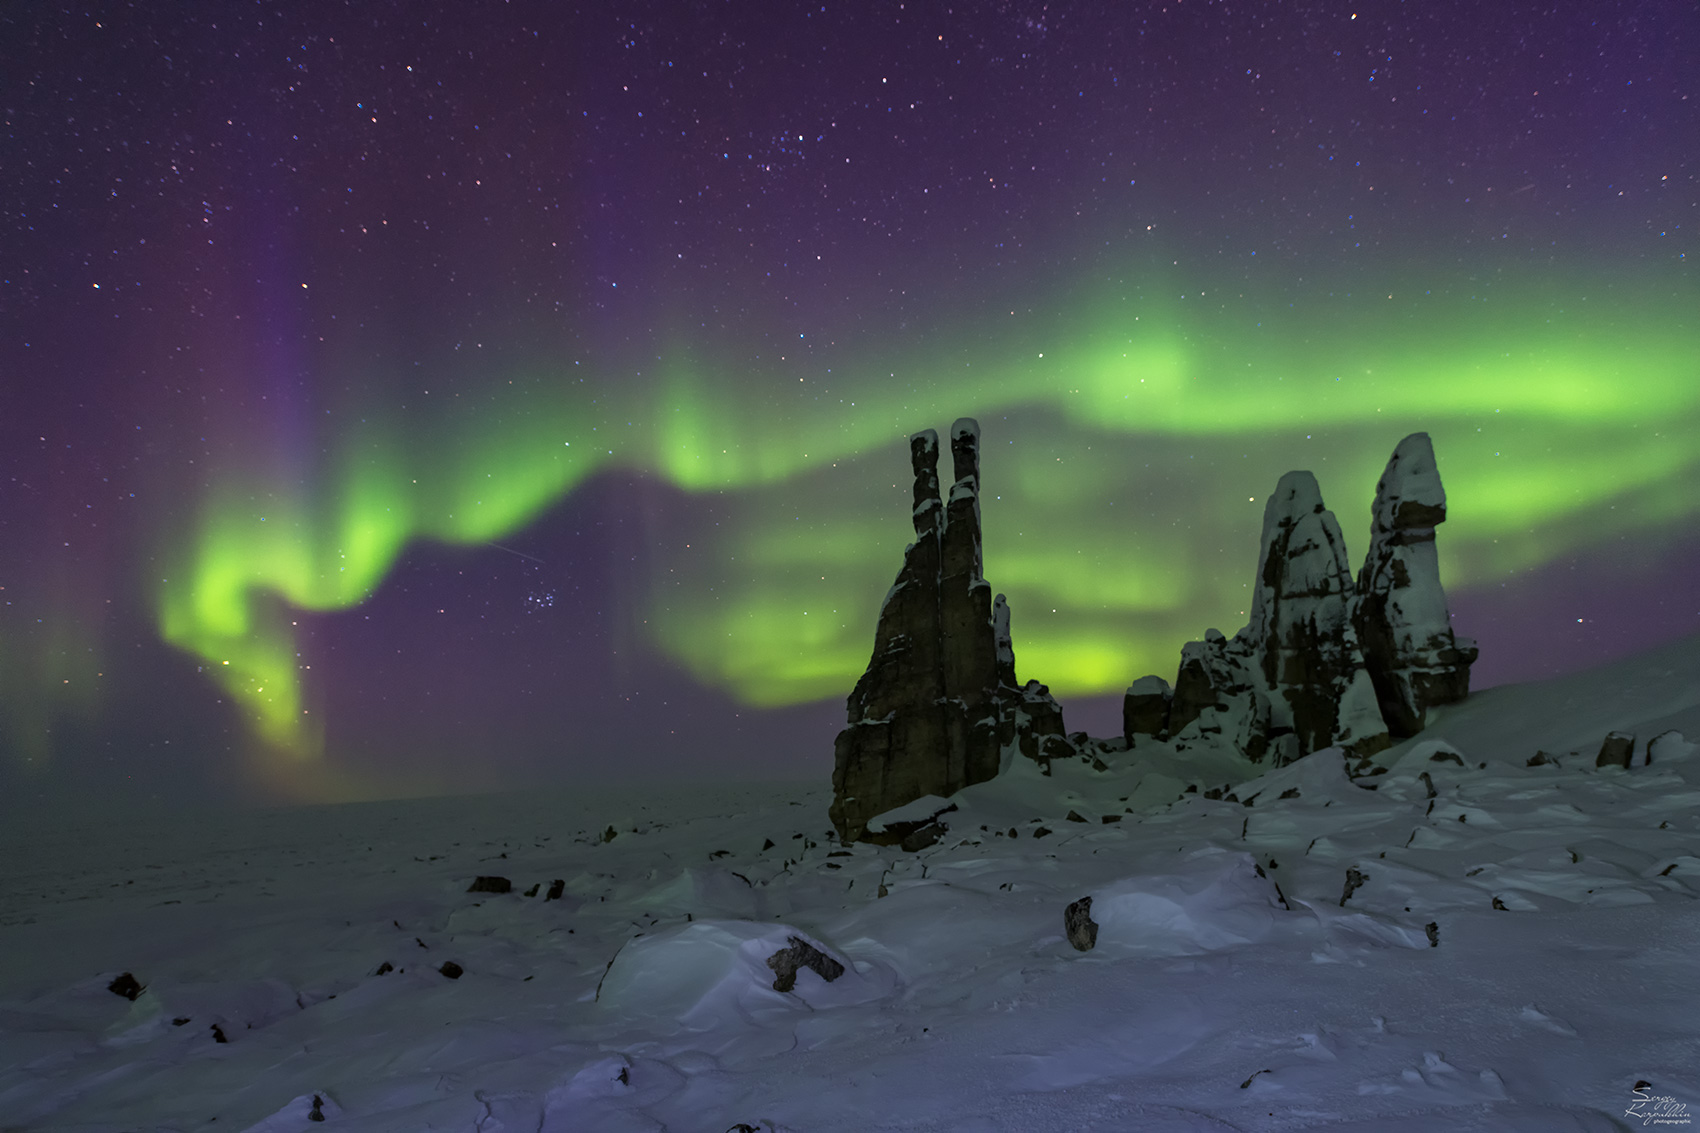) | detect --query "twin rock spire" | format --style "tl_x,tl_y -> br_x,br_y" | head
830,423 -> 1477,844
